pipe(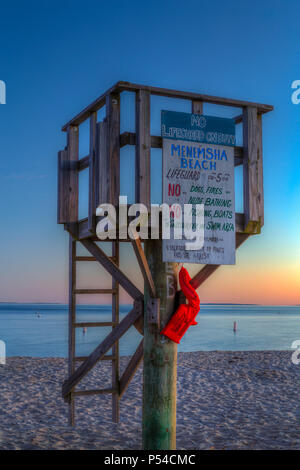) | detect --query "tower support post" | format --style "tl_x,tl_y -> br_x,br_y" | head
142,239 -> 178,450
